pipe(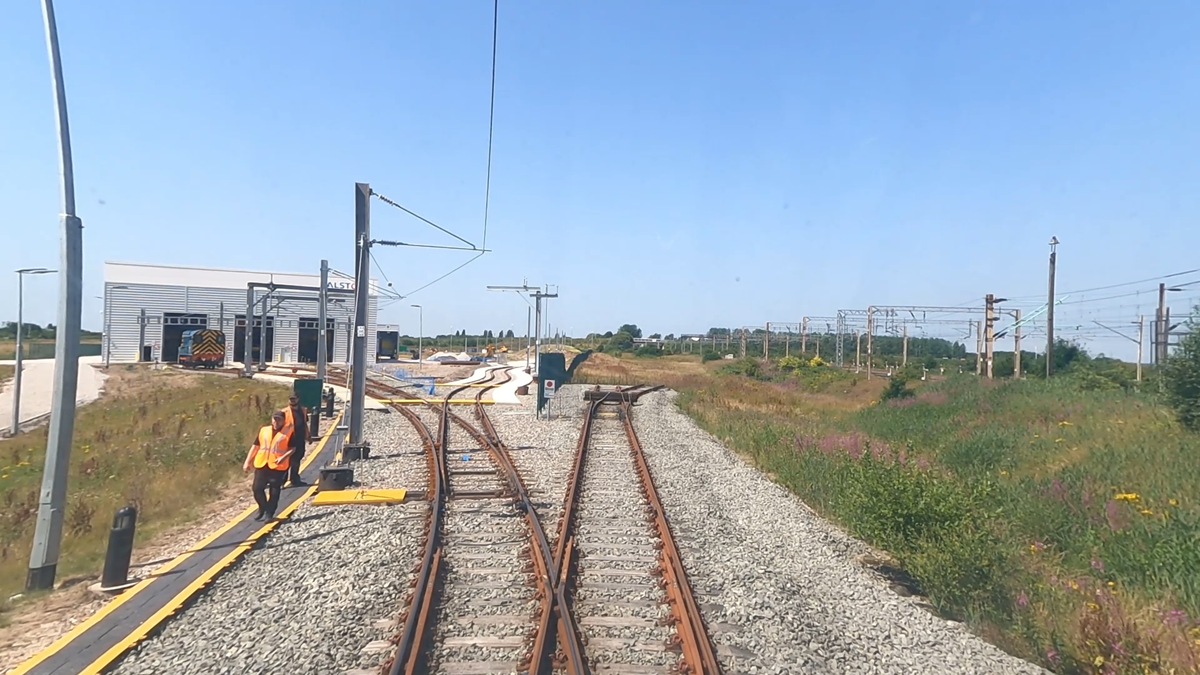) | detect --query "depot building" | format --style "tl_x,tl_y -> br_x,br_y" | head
102,261 -> 380,365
